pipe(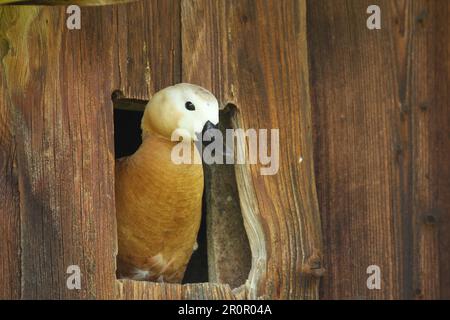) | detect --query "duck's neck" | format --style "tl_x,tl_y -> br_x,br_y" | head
131,134 -> 202,168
